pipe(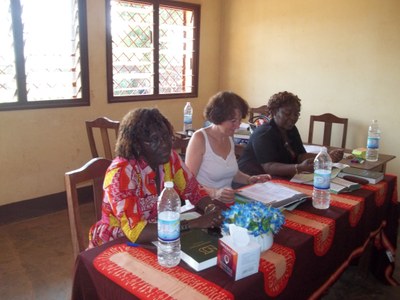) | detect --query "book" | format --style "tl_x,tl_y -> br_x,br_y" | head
290,173 -> 361,194
337,167 -> 384,184
330,177 -> 361,194
180,228 -> 219,271
235,182 -> 309,209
